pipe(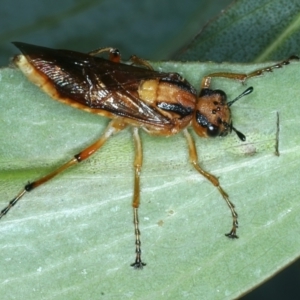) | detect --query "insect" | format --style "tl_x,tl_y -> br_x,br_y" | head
1,42 -> 297,268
